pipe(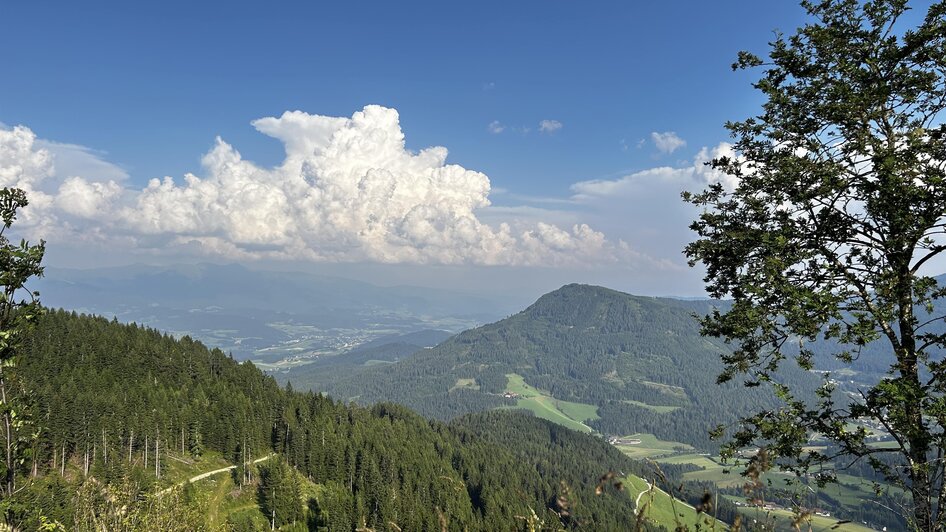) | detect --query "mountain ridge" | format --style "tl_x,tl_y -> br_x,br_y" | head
285,282 -> 807,448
